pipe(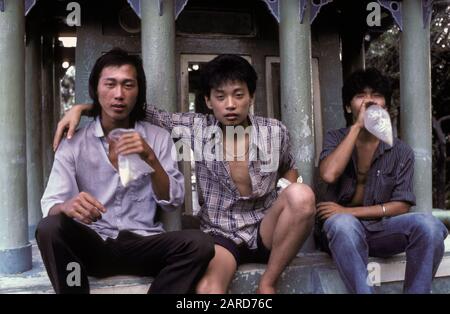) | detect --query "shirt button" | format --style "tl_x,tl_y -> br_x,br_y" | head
377,170 -> 381,176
